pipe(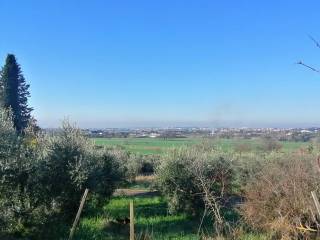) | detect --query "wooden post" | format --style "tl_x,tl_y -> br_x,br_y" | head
197,207 -> 207,236
69,188 -> 89,240
130,200 -> 135,240
311,191 -> 320,218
